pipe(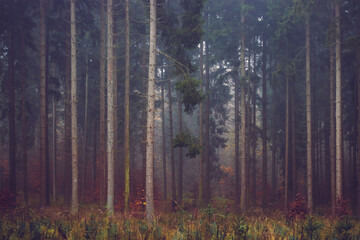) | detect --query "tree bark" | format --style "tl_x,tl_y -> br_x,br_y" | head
70,0 -> 79,214
199,42 -> 204,205
20,24 -> 28,204
52,96 -> 57,203
168,79 -> 176,201
261,33 -> 267,209
99,0 -> 106,206
235,67 -> 240,208
177,90 -> 183,205
146,0 -> 156,222
284,73 -> 289,211
204,40 -> 211,204
357,46 -> 360,215
8,0 -> 16,203
306,16 -> 313,212
81,54 -> 88,203
64,2 -> 72,206
161,83 -> 167,200
40,0 -> 49,207
106,0 -> 114,214
329,24 -> 336,214
335,0 -> 343,201
240,5 -> 247,211
124,0 -> 130,214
